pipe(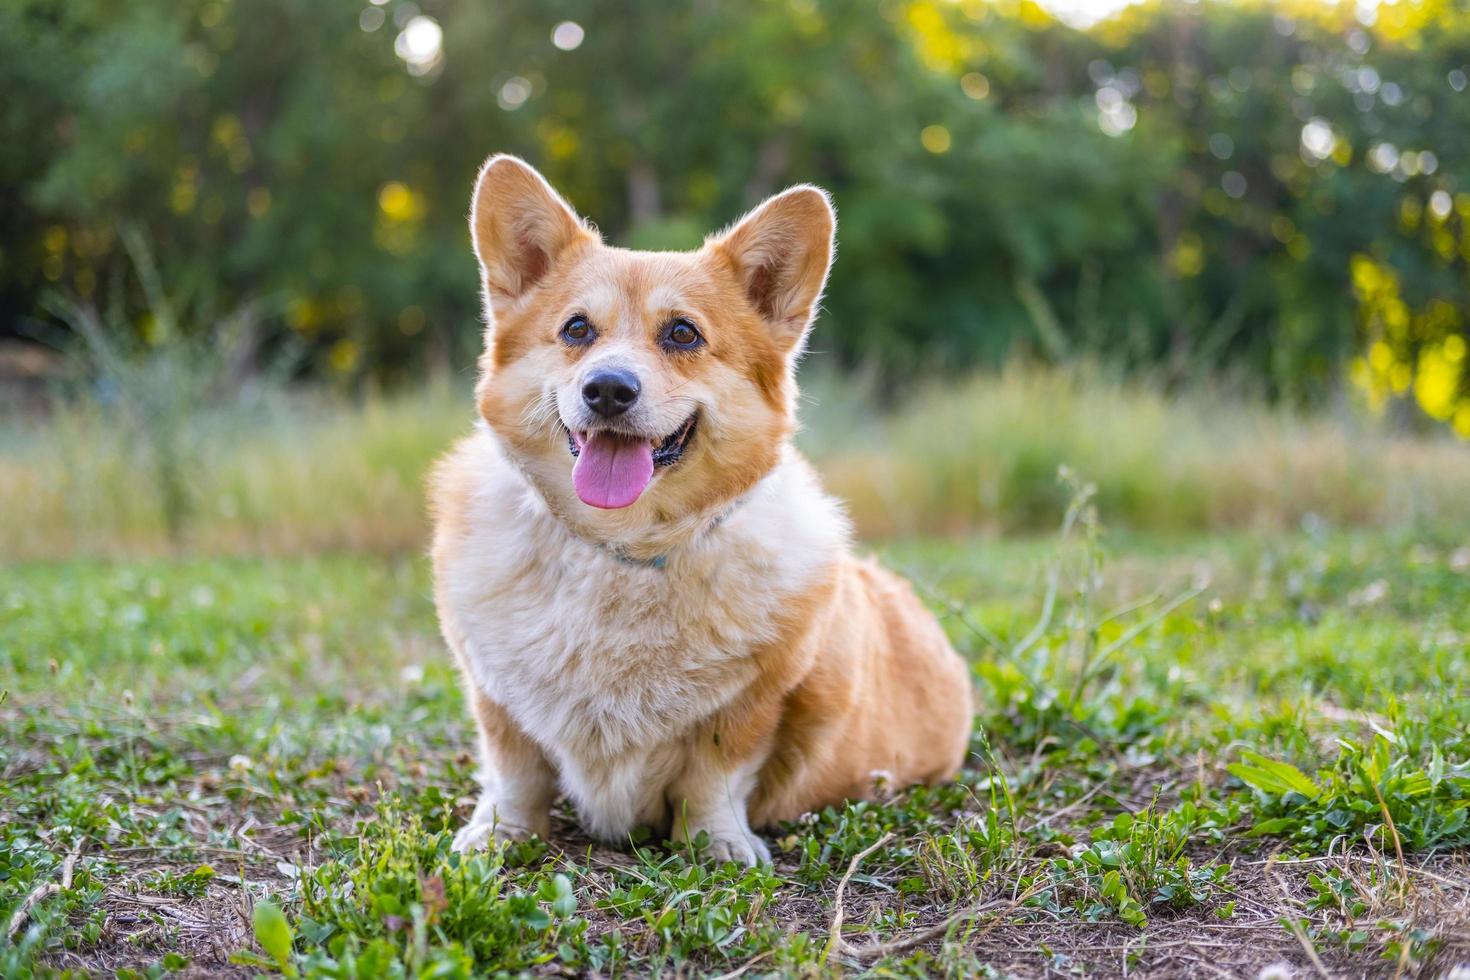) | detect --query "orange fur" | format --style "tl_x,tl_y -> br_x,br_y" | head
431,155 -> 972,862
